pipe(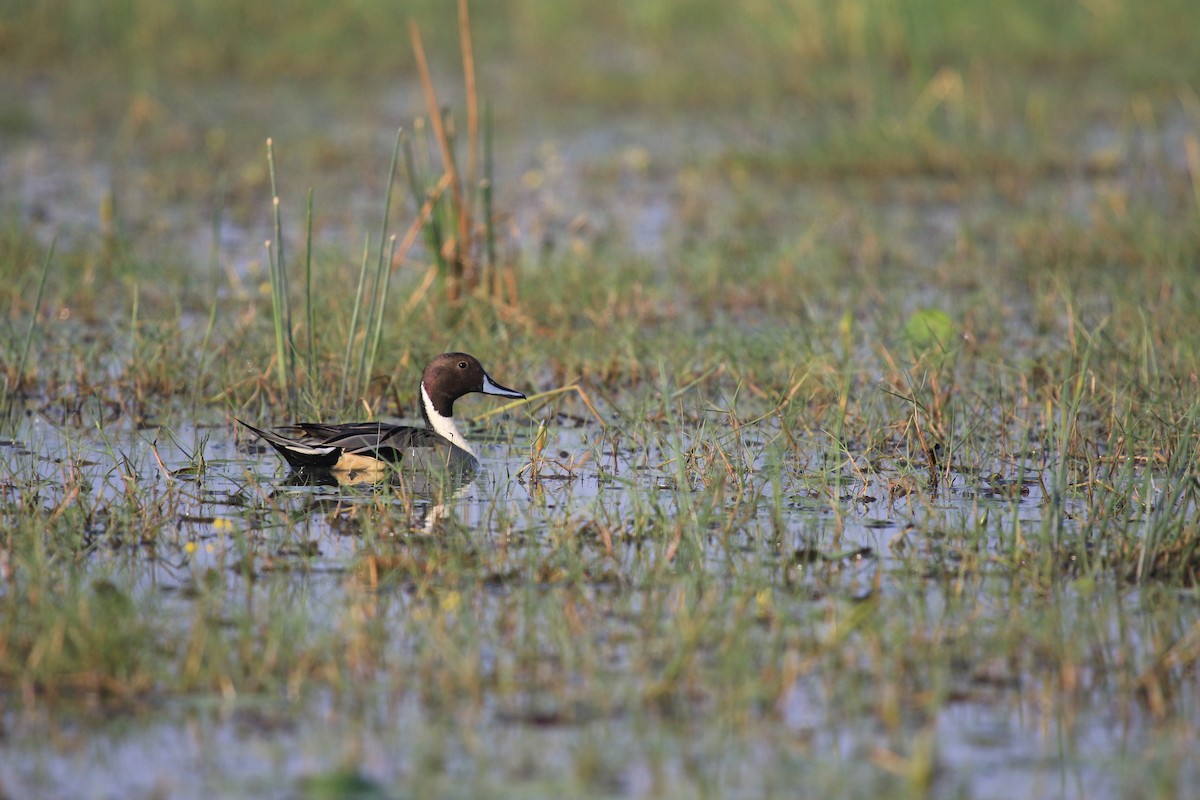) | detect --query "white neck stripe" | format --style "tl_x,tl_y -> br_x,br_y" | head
421,384 -> 475,456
